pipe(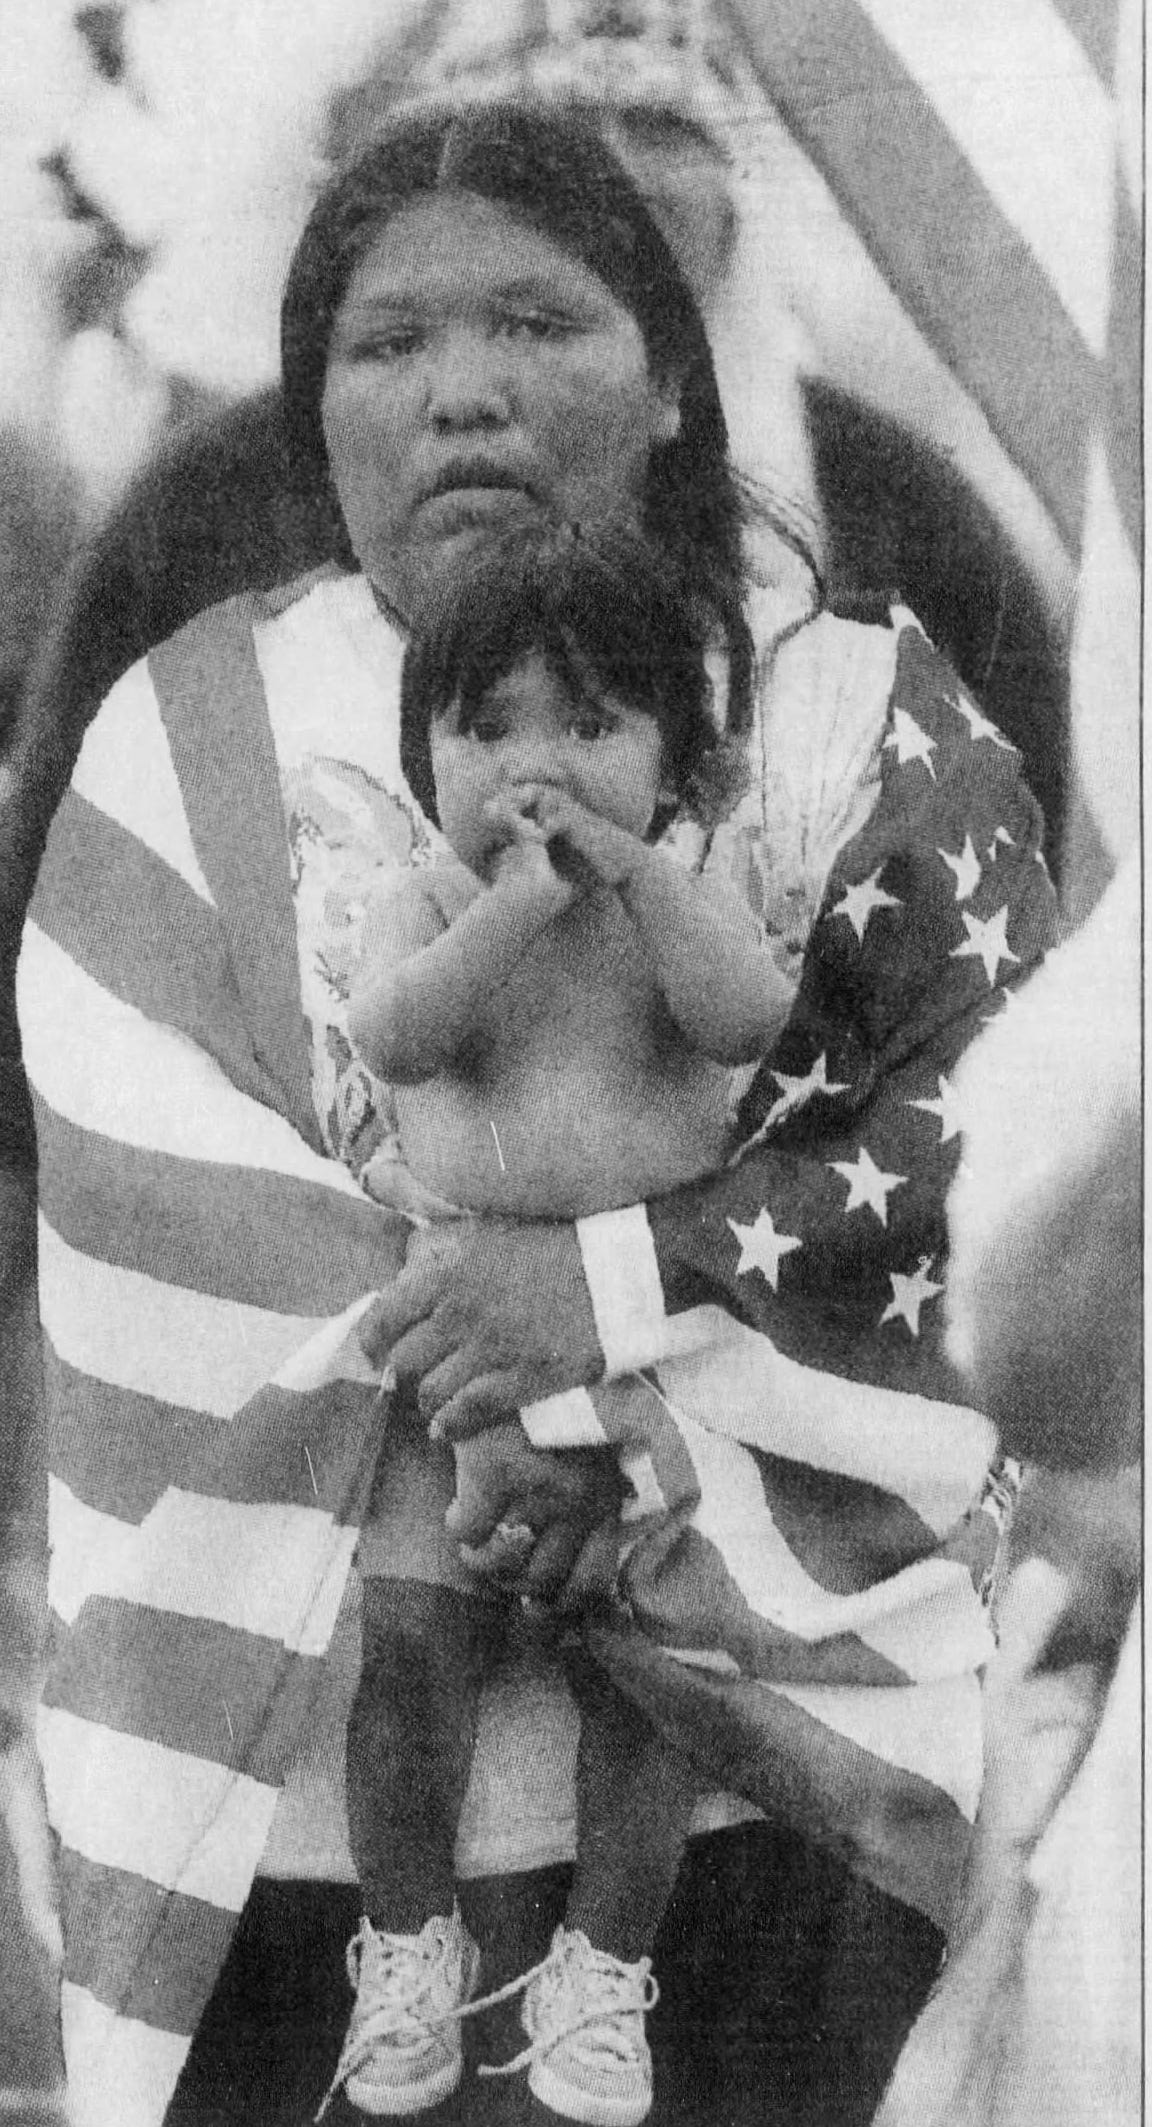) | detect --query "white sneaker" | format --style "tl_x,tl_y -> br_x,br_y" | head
317,1908 -> 480,2118
520,1927 -> 658,2127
